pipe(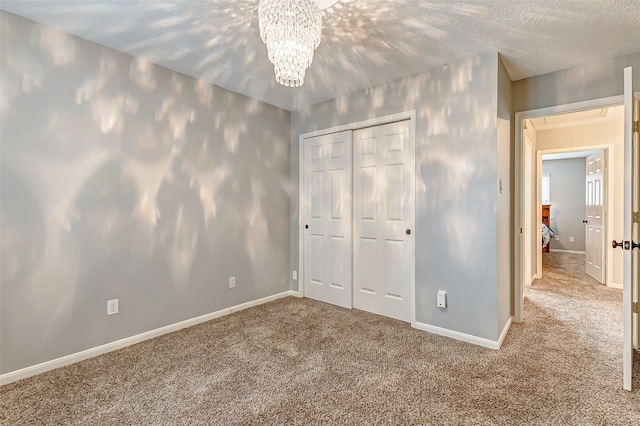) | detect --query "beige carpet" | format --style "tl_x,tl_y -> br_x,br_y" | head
2,252 -> 639,425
